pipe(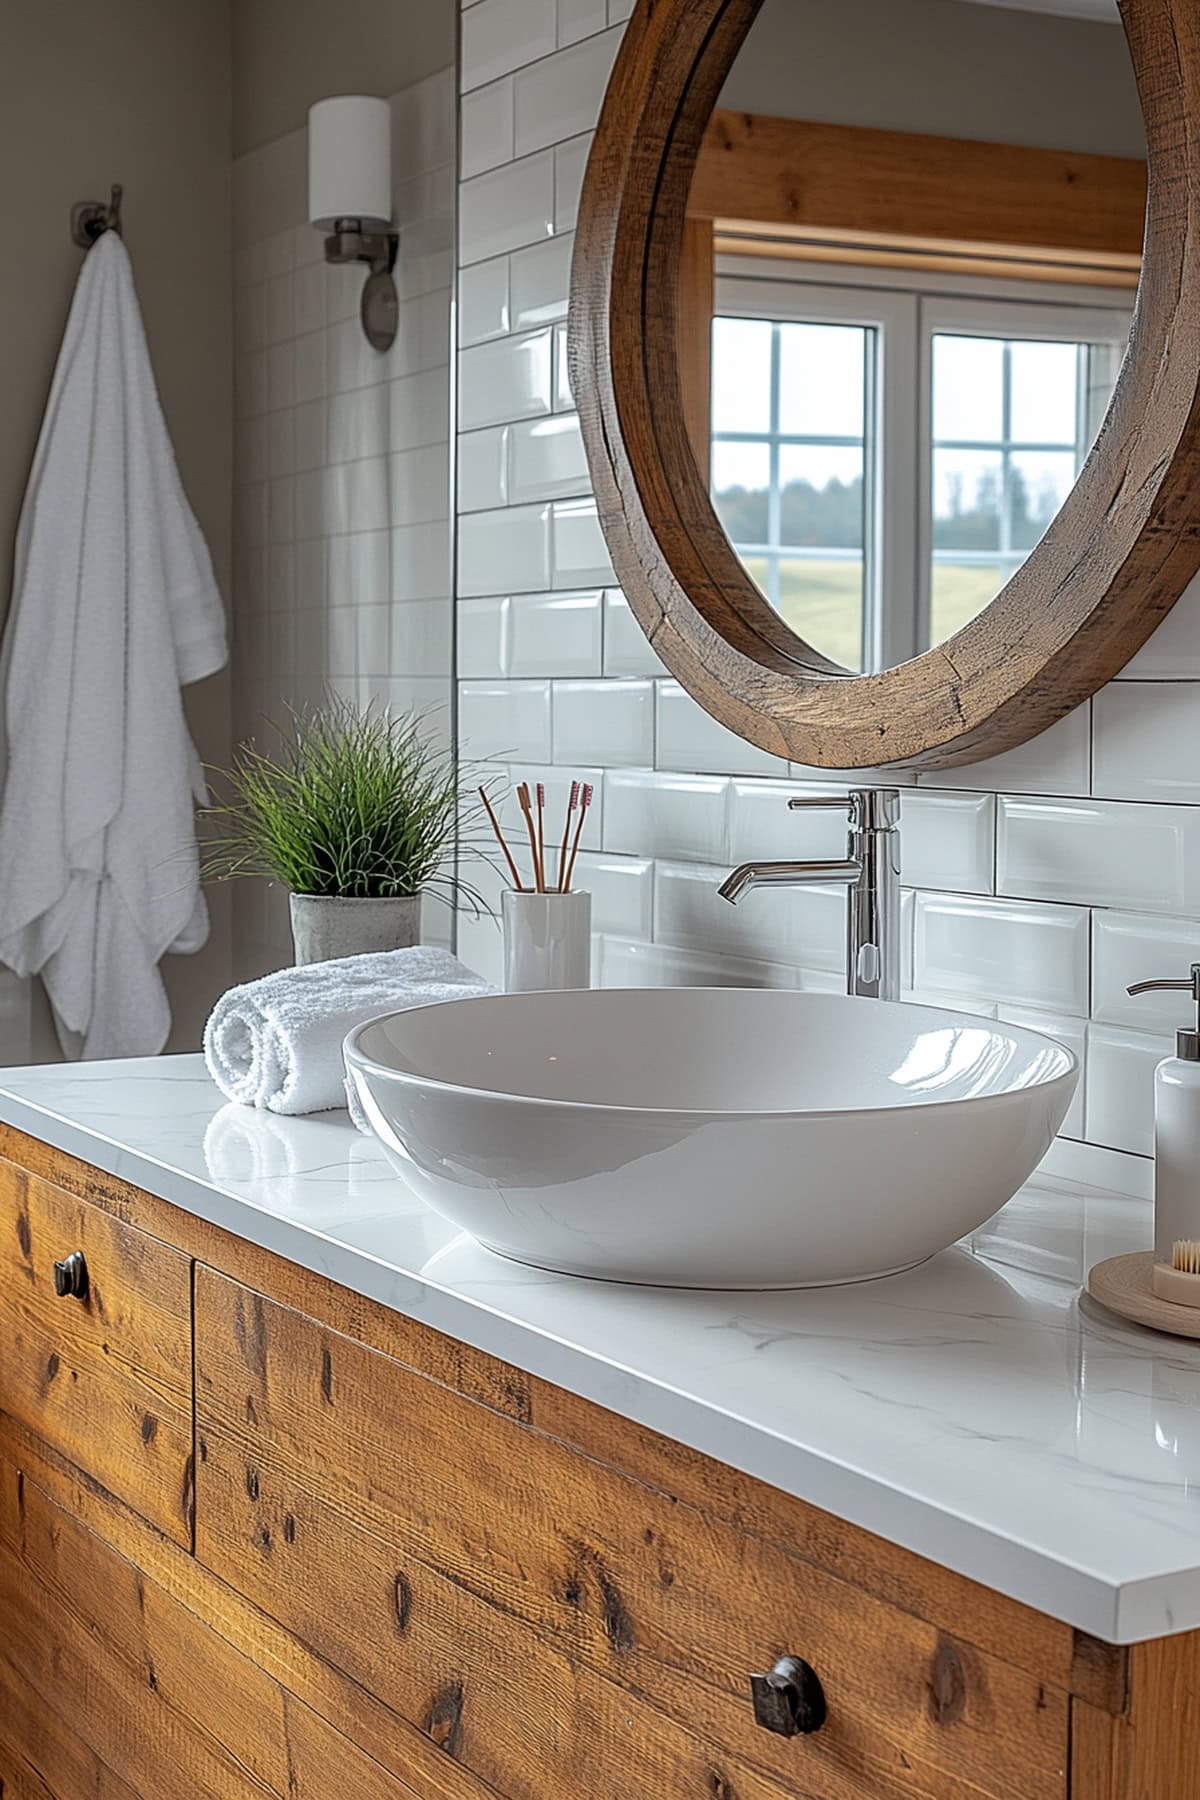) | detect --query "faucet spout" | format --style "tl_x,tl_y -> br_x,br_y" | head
716,787 -> 901,1000
719,859 -> 861,905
